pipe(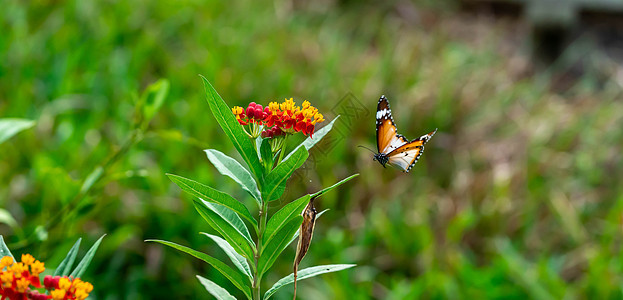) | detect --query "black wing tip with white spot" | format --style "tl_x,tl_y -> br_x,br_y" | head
413,128 -> 438,143
377,95 -> 390,111
375,94 -> 396,129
